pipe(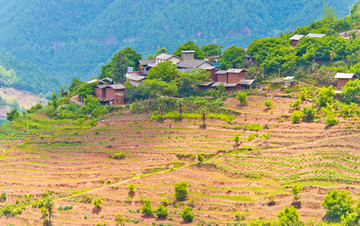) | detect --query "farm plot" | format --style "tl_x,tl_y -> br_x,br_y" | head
0,96 -> 360,225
